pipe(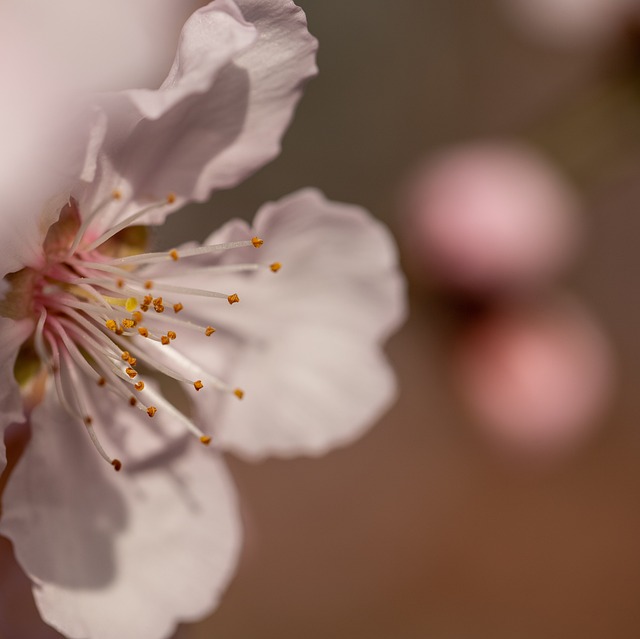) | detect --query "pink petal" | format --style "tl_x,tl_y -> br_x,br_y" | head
0,318 -> 33,474
0,388 -> 241,639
